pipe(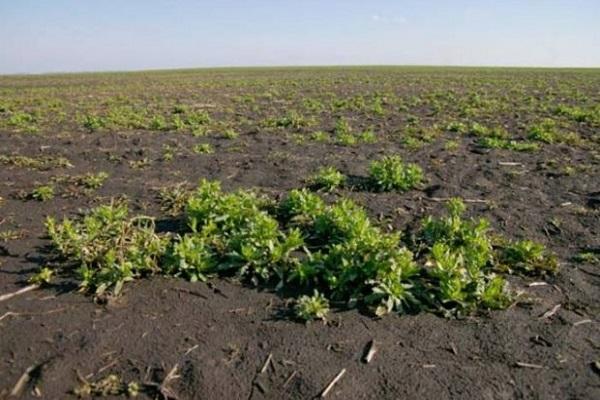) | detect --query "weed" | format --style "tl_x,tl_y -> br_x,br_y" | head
310,131 -> 330,142
79,172 -> 109,190
46,202 -> 170,295
499,240 -> 559,275
74,374 -> 140,398
129,158 -> 151,169
279,189 -> 325,226
31,184 -> 55,201
421,198 -> 511,312
357,128 -> 377,143
369,155 -> 424,192
223,128 -> 239,139
446,121 -> 467,134
193,143 -> 214,154
82,115 -> 105,132
165,234 -> 216,282
0,154 -> 72,170
28,267 -> 54,285
185,180 -> 304,284
157,183 -> 191,216
310,166 -> 345,192
528,119 -> 558,143
295,290 -> 330,321
574,252 -> 599,264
